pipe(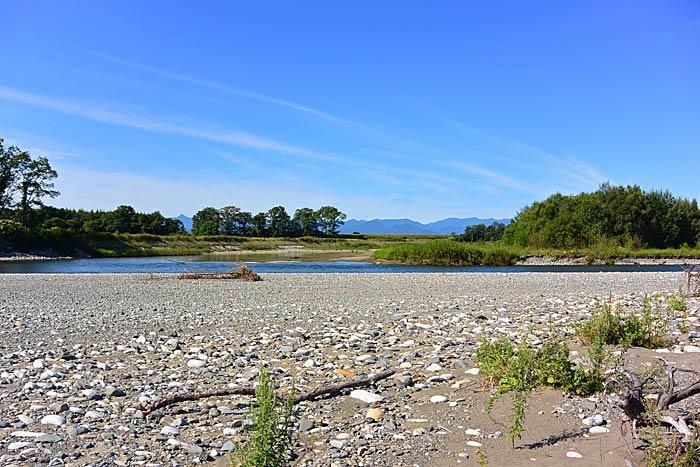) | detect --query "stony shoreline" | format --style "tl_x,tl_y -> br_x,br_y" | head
0,272 -> 698,466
